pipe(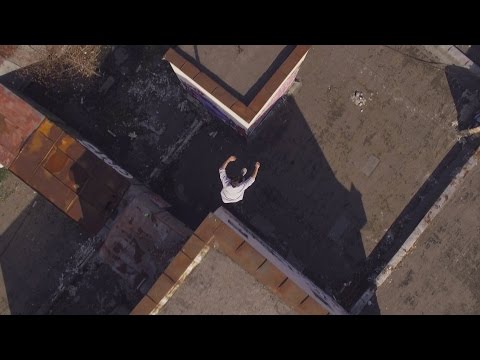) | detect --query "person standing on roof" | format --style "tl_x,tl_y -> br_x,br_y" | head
219,155 -> 260,203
